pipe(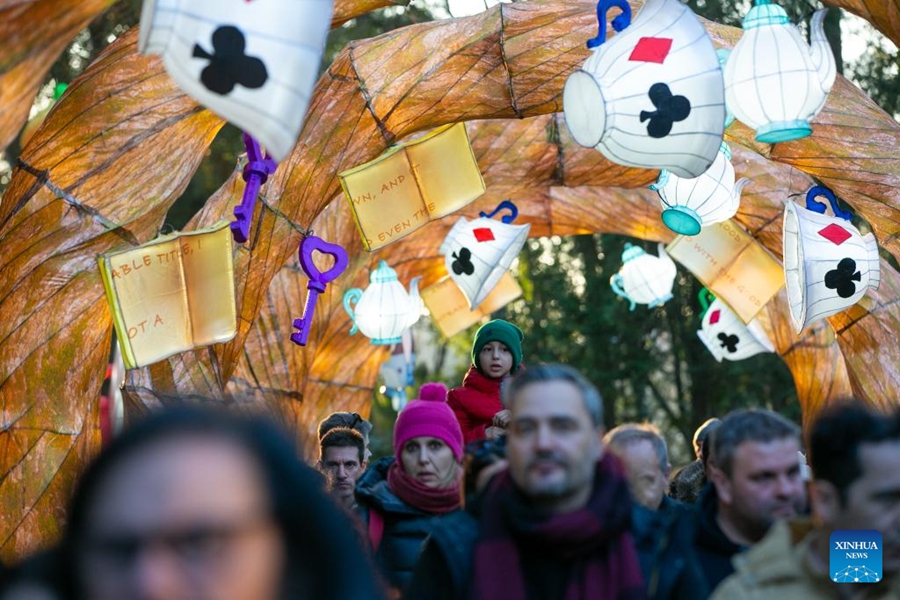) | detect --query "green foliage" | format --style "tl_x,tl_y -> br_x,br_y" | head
496,235 -> 799,464
851,42 -> 900,118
